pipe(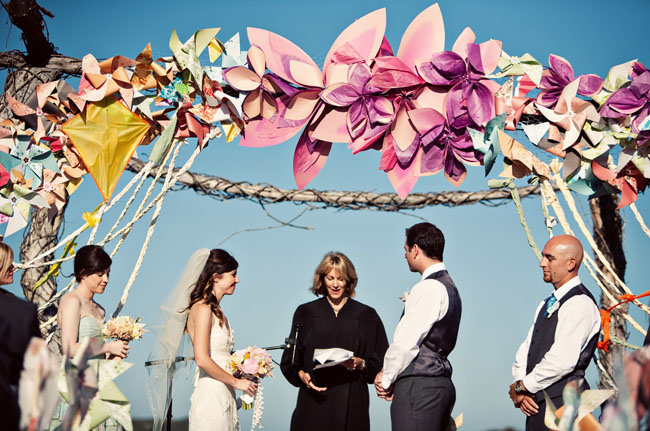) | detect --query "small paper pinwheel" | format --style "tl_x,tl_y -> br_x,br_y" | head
490,51 -> 543,86
592,157 -> 648,208
169,28 -> 221,87
0,184 -> 50,237
78,54 -> 136,109
469,113 -> 506,175
536,79 -> 600,150
0,136 -> 59,189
